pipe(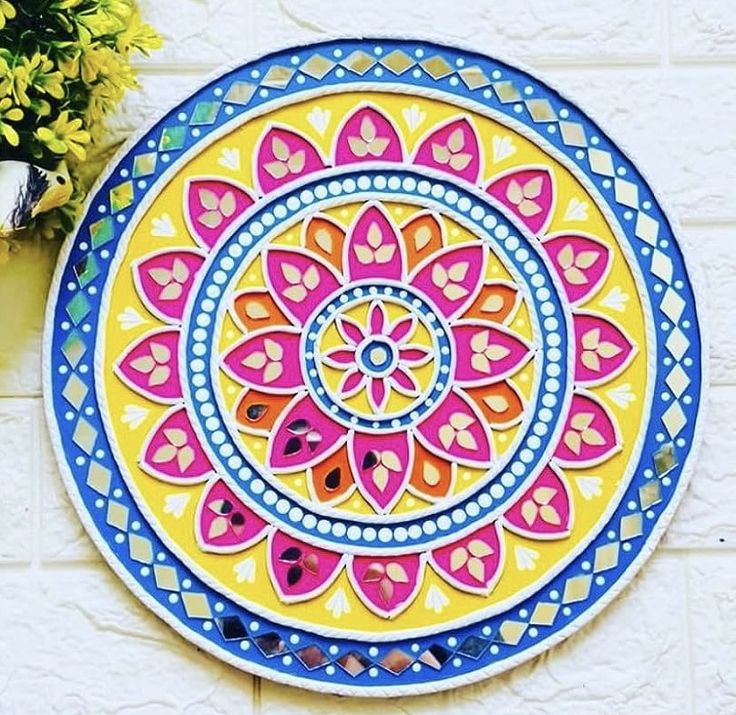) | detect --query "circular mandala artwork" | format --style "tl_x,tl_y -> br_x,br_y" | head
45,40 -> 704,695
